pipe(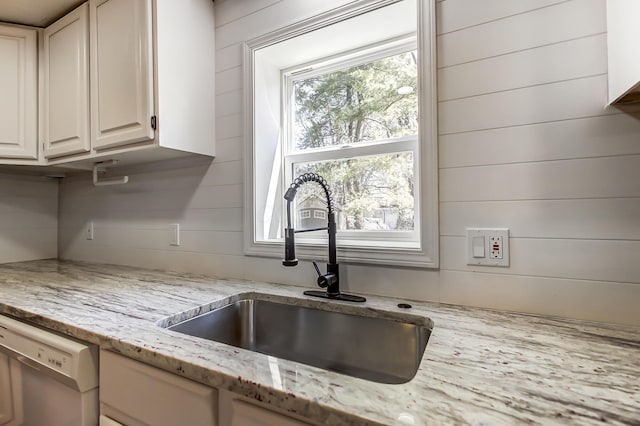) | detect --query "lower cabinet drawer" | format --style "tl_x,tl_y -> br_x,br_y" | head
218,390 -> 312,426
99,350 -> 217,426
